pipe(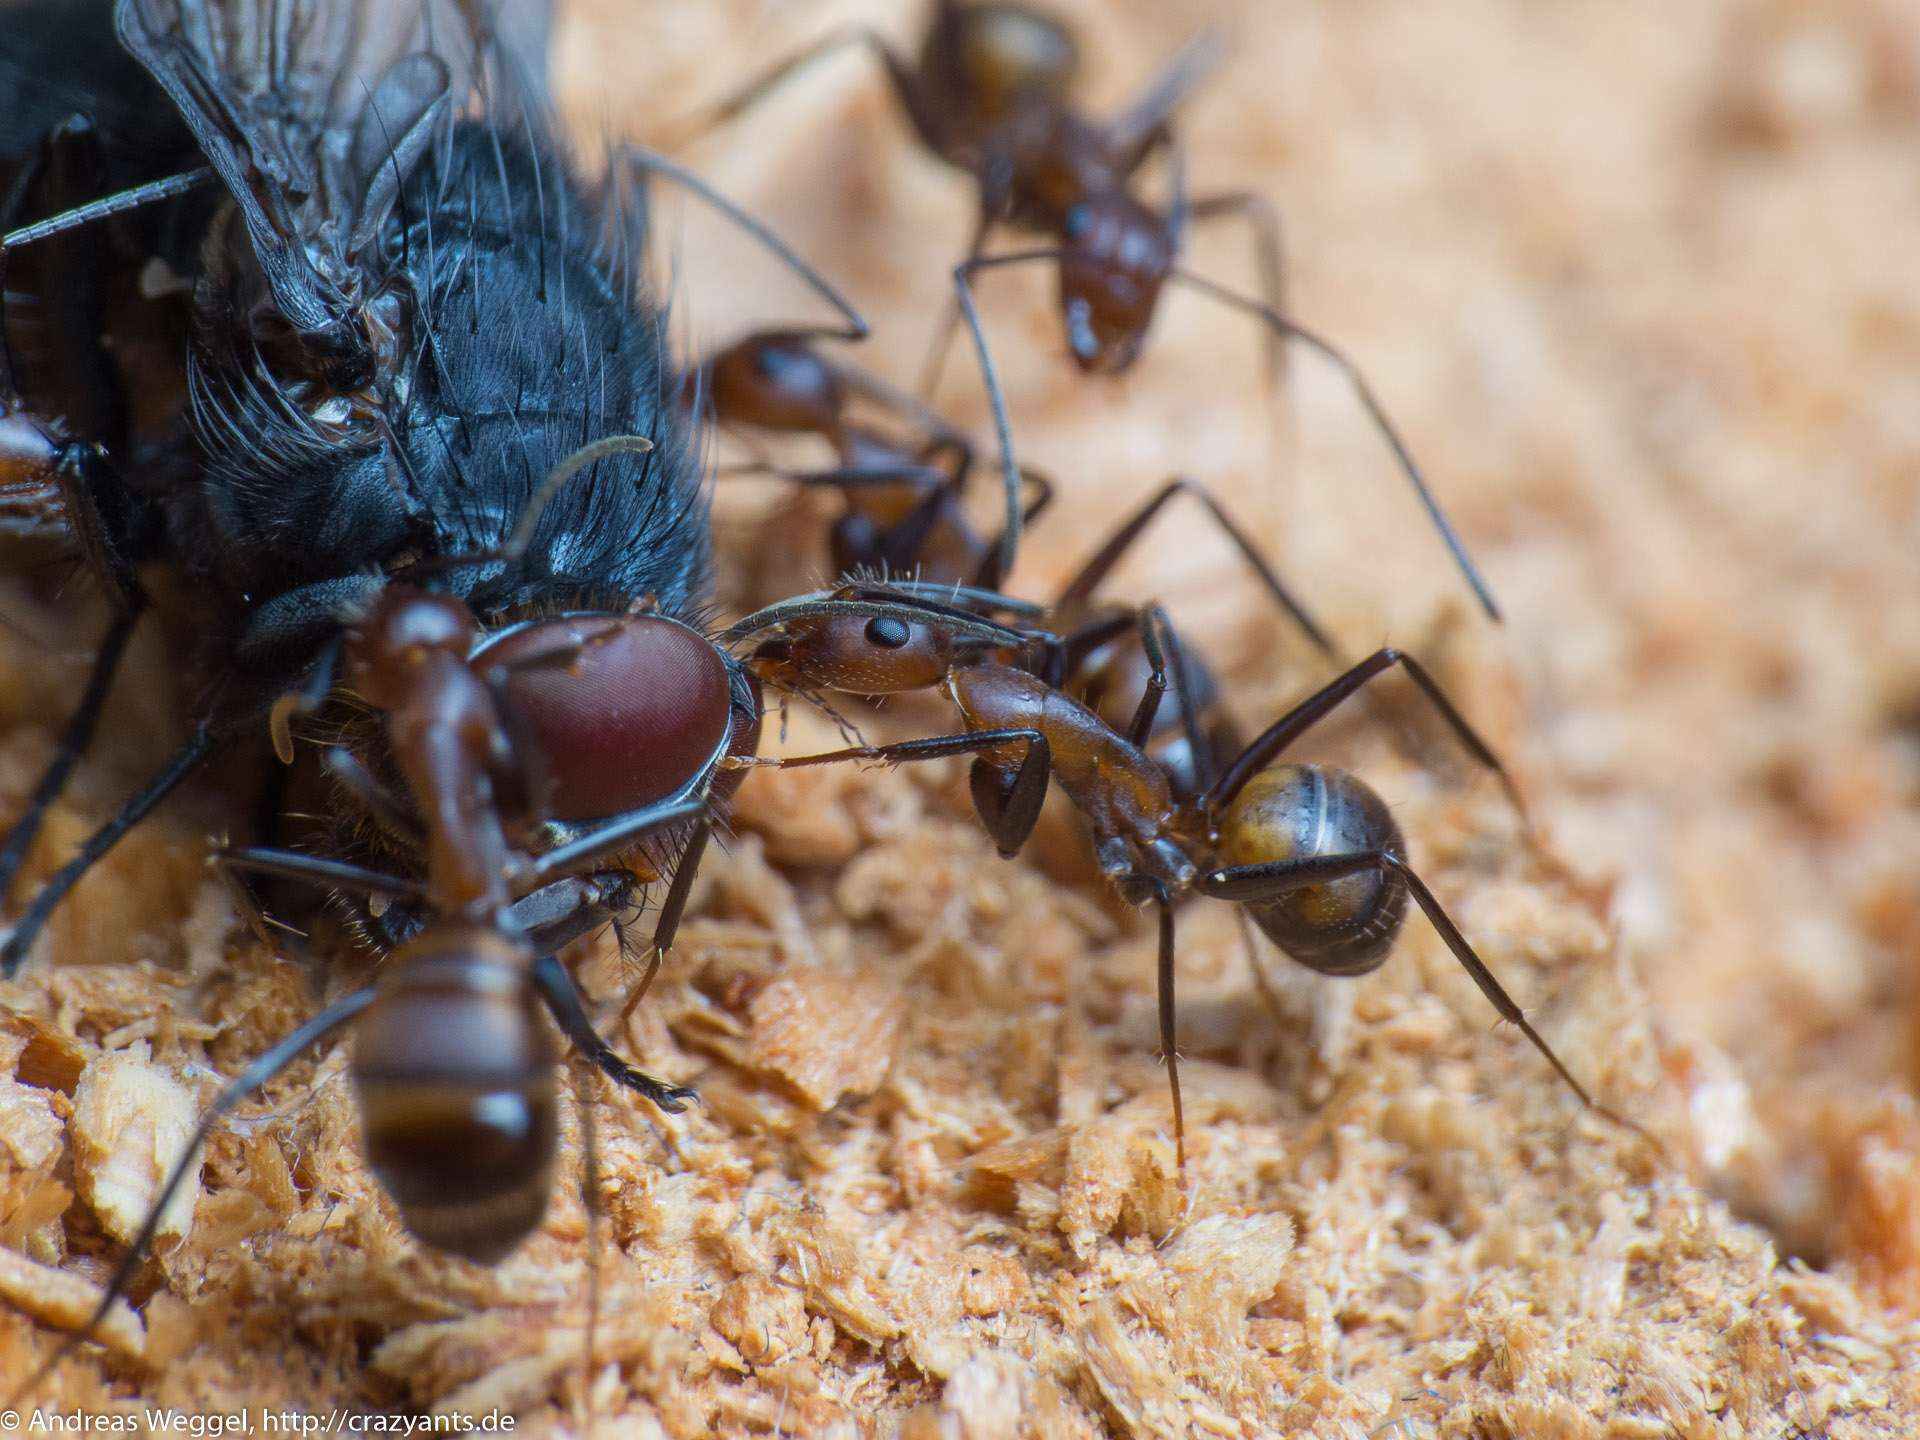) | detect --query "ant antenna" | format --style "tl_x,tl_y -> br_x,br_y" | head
718,587 -> 1033,651
505,433 -> 655,559
951,249 -> 1064,586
